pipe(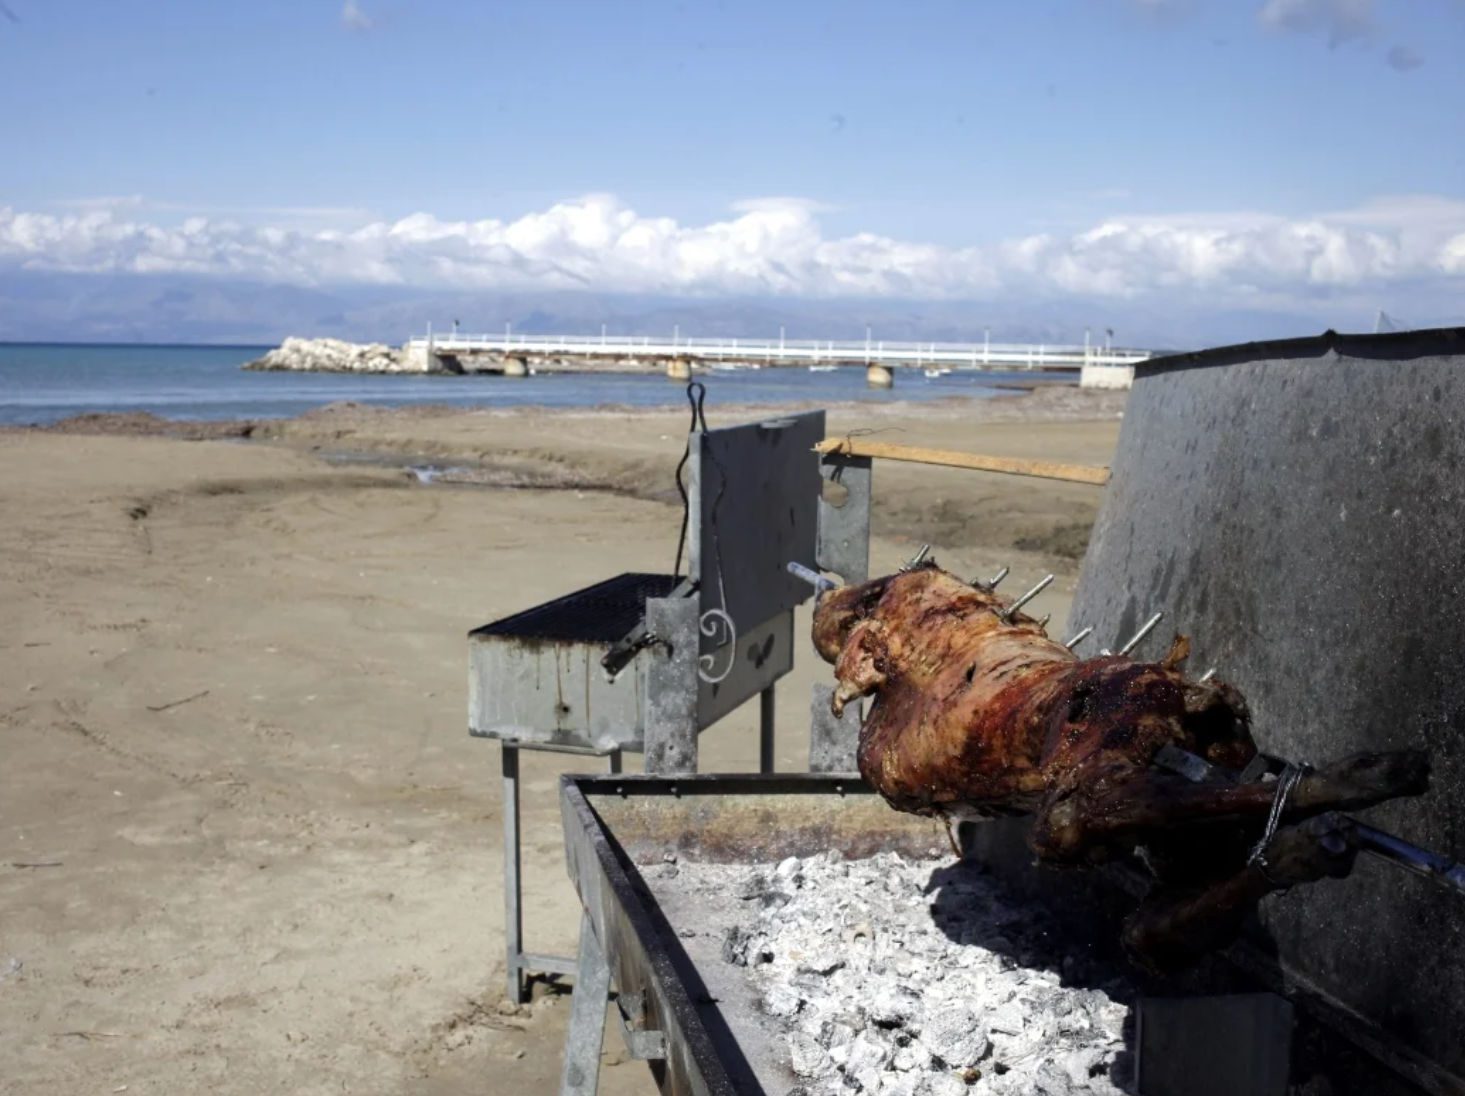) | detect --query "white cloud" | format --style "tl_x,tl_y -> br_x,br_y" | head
1258,0 -> 1374,46
2,192 -> 1464,307
340,1 -> 373,32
